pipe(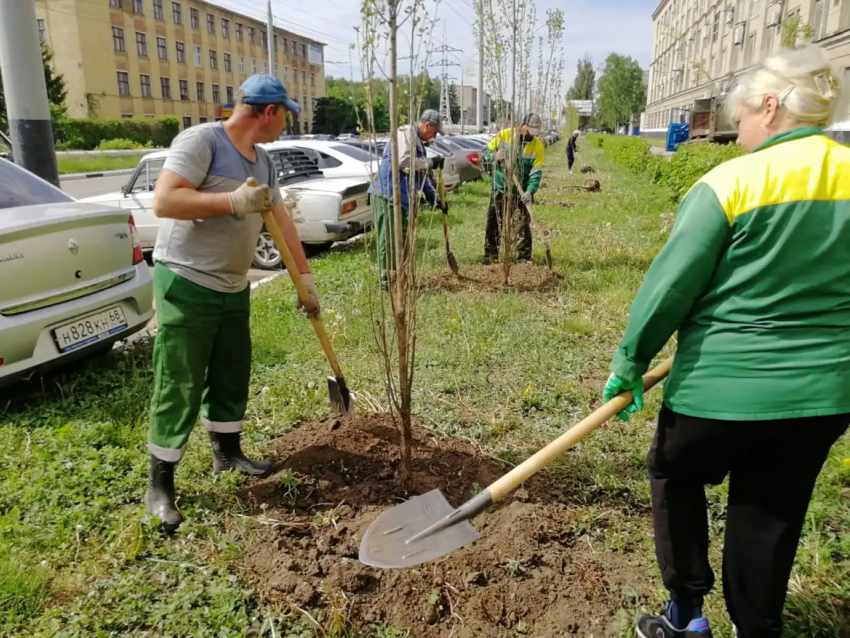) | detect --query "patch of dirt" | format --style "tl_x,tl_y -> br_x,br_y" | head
420,263 -> 562,294
239,415 -> 653,637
